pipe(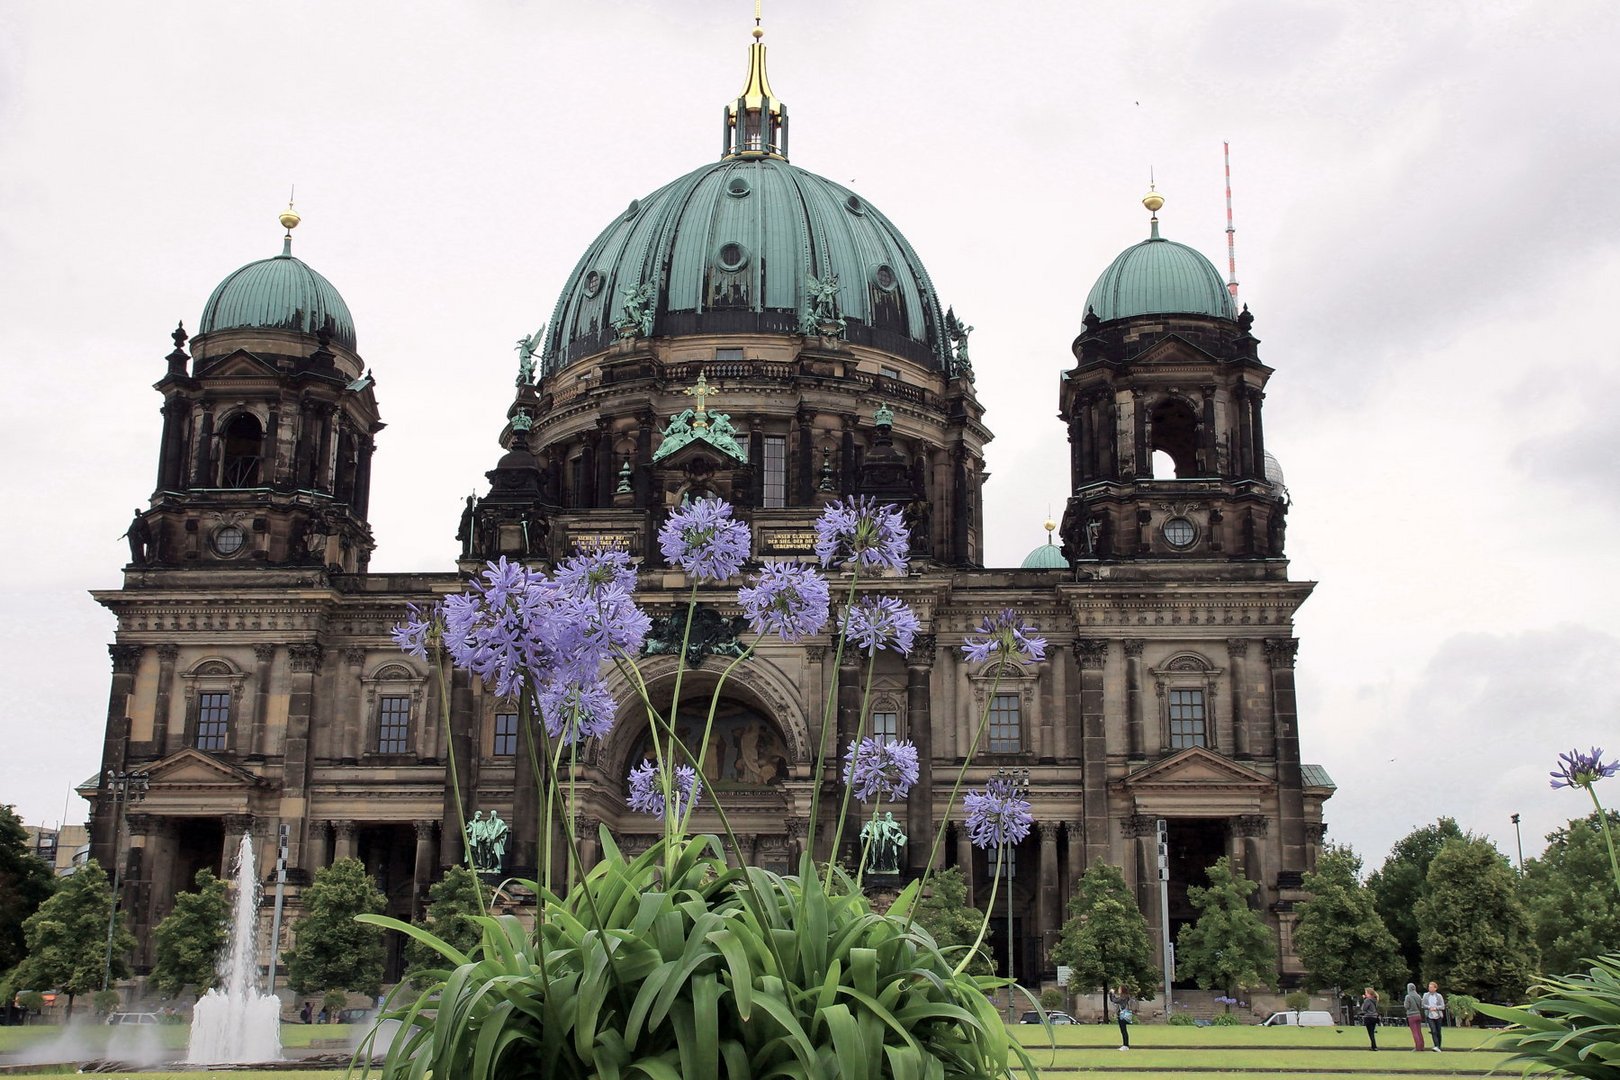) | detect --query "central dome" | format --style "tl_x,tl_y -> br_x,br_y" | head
542,157 -> 950,372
